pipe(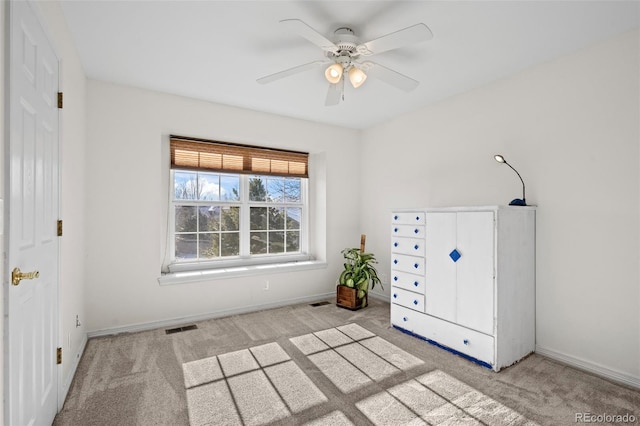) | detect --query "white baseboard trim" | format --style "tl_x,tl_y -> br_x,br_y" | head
535,345 -> 640,389
87,292 -> 335,338
59,333 -> 88,409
